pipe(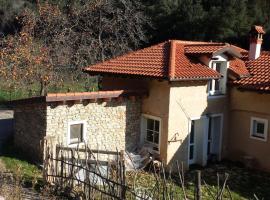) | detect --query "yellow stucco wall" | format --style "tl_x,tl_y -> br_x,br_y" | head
228,87 -> 270,171
101,77 -> 229,168
166,81 -> 229,169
